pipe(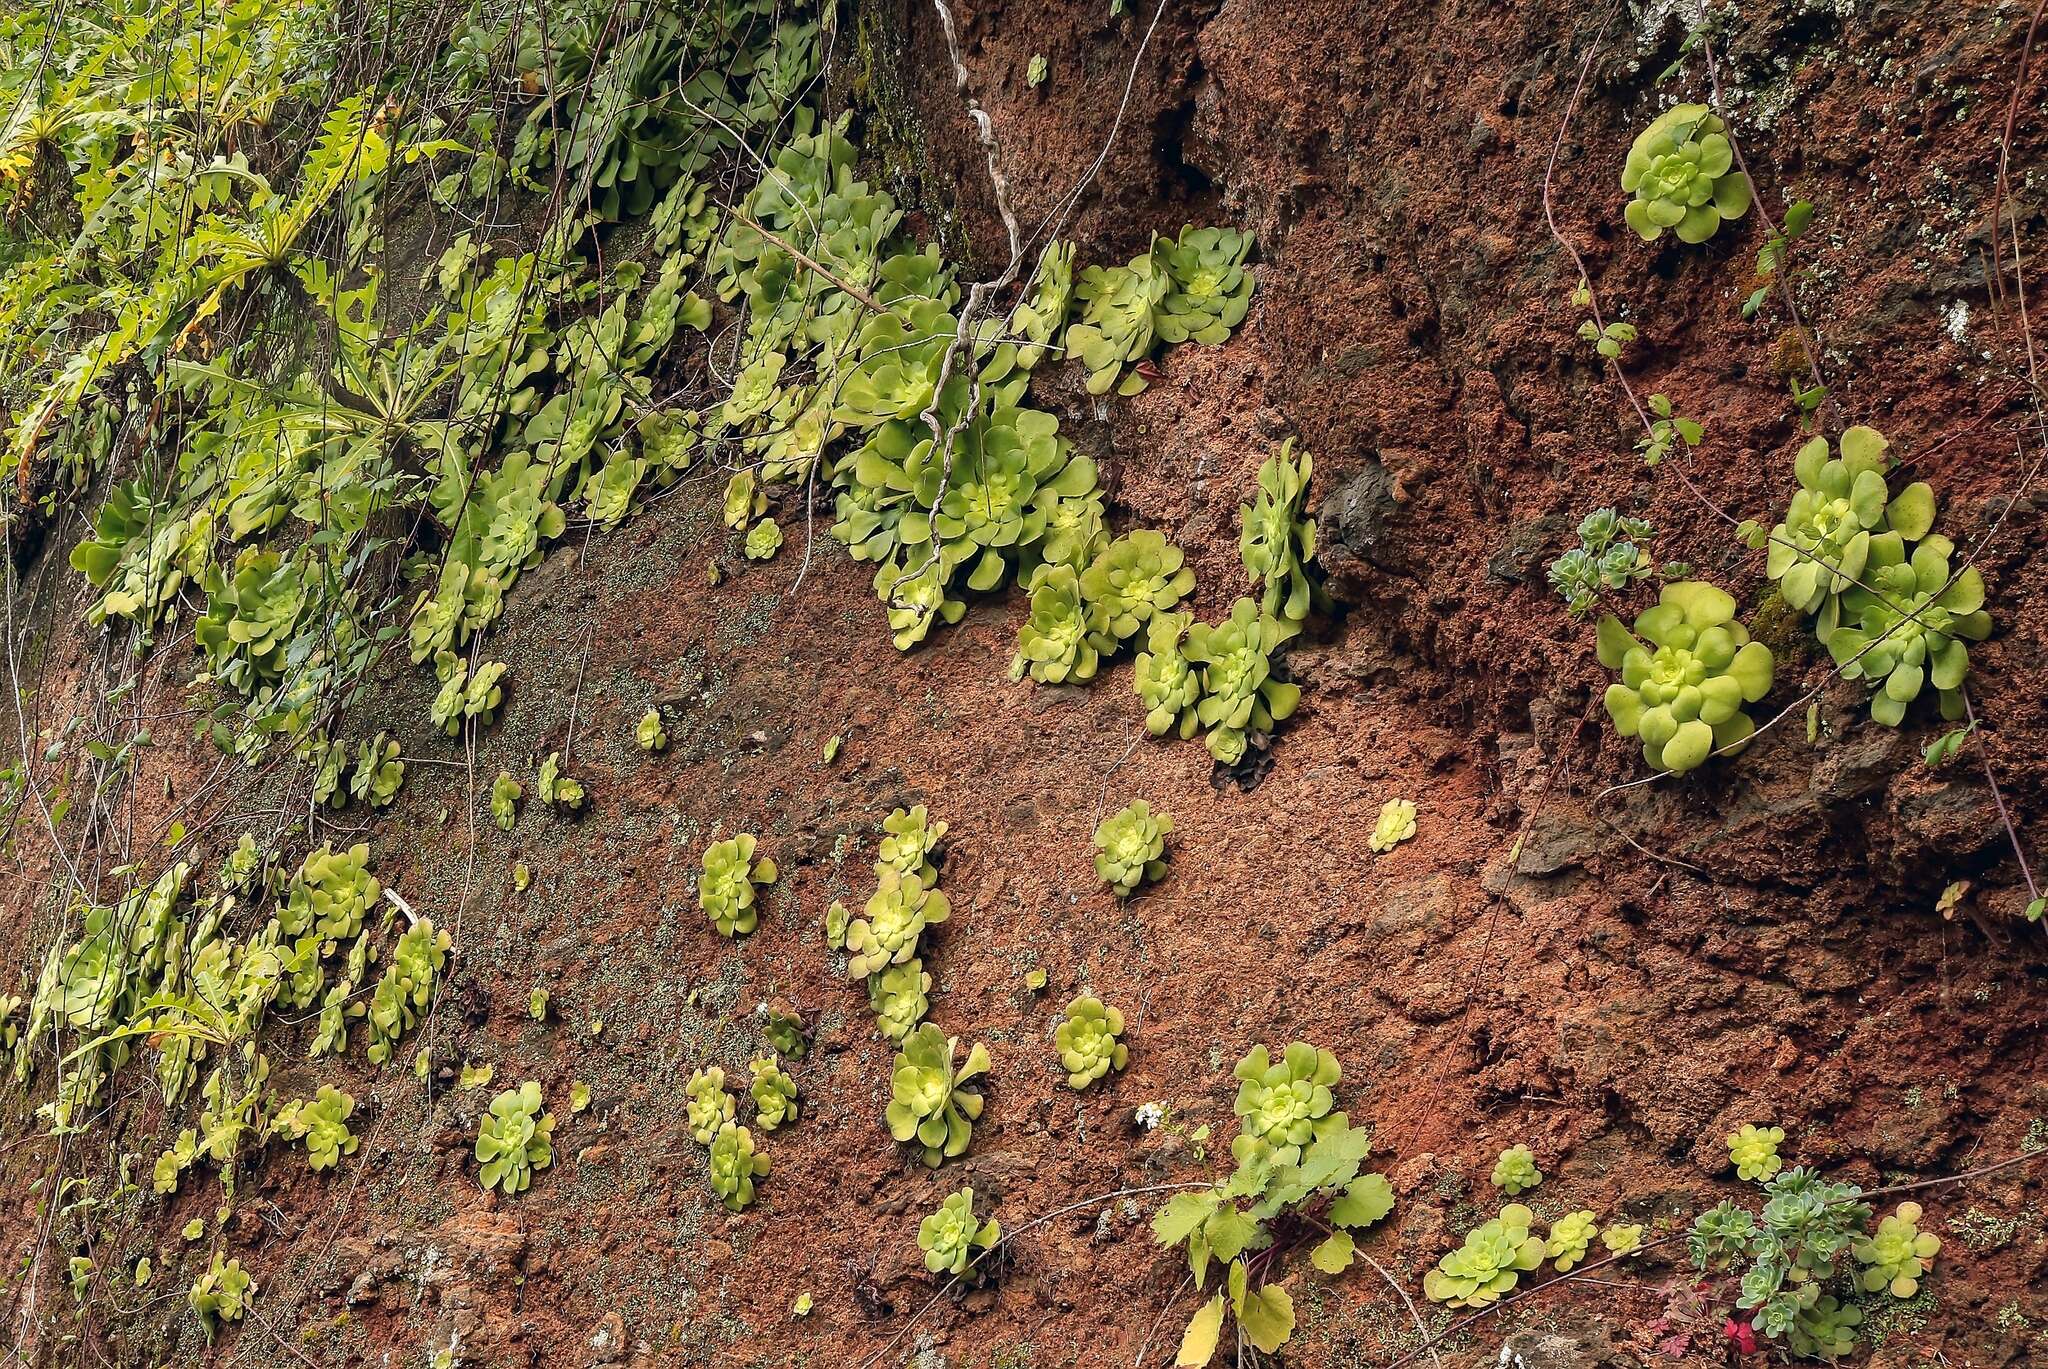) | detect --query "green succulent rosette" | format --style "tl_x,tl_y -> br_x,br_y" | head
748,1056 -> 798,1131
885,1023 -> 990,1167
1184,598 -> 1301,764
845,867 -> 951,978
1156,225 -> 1255,345
1012,563 -> 1103,684
1765,425 -> 1933,641
1093,800 -> 1172,897
867,958 -> 933,1041
1231,1041 -> 1342,1166
1133,610 -> 1202,739
1424,1203 -> 1547,1306
1239,438 -> 1315,622
1826,534 -> 1989,726
475,1081 -> 554,1194
1597,581 -> 1774,774
1054,994 -> 1129,1088
919,1187 -> 1002,1277
699,833 -> 777,937
1080,529 -> 1195,643
709,1121 -> 770,1210
1621,103 -> 1753,244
